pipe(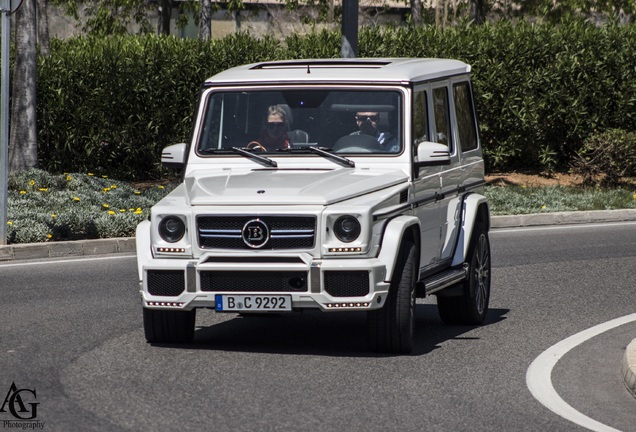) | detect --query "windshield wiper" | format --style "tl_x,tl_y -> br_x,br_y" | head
231,147 -> 278,168
279,146 -> 355,168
